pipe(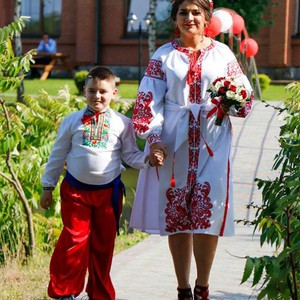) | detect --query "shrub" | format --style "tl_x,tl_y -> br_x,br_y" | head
241,82 -> 300,300
252,73 -> 271,92
74,70 -> 88,95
